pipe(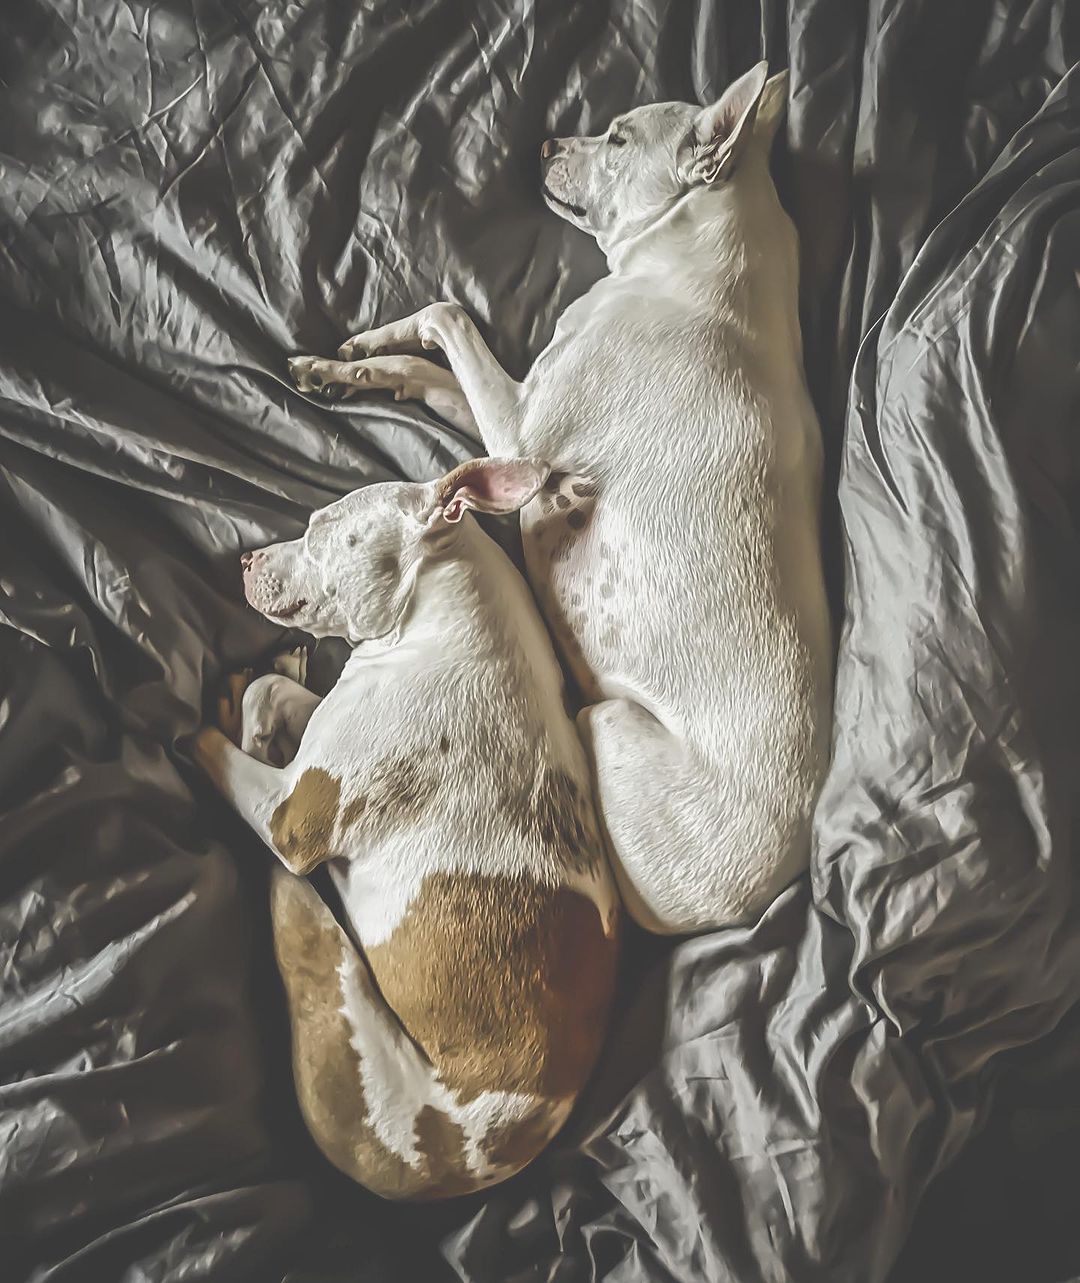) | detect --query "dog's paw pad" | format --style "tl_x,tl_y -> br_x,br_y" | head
288,356 -> 318,391
289,356 -> 340,395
